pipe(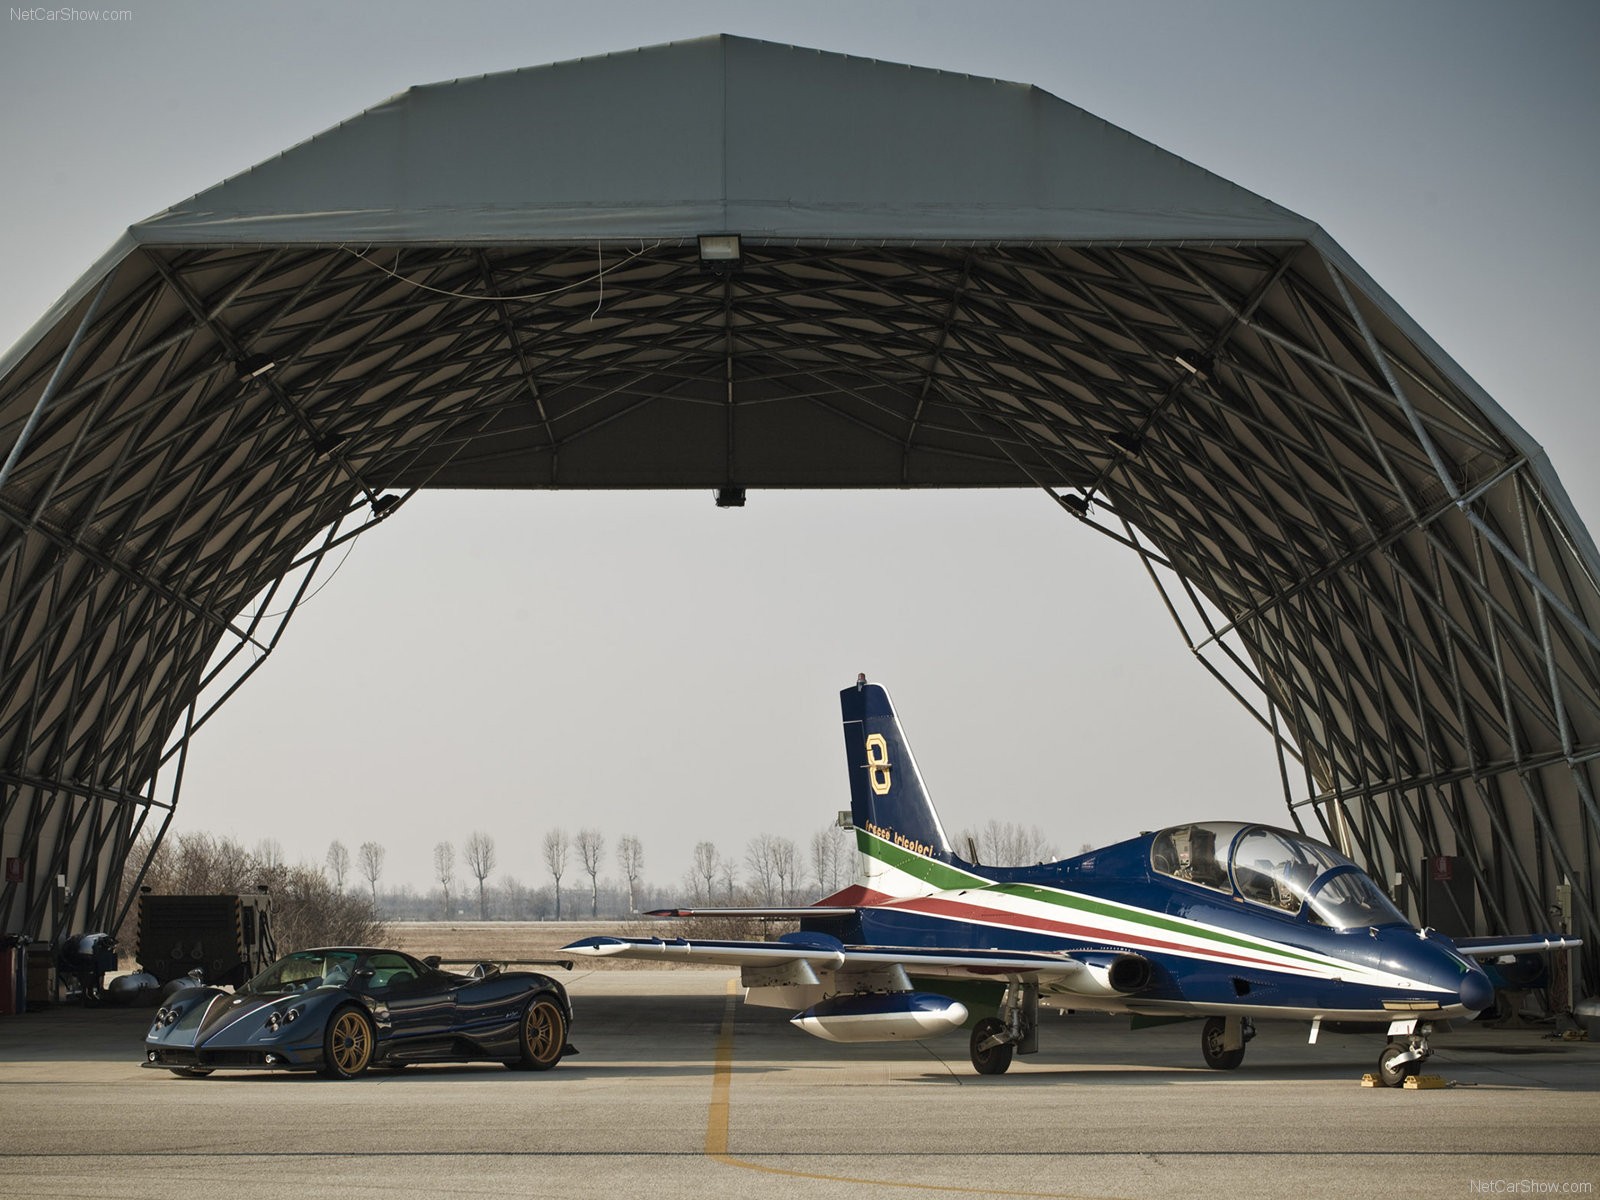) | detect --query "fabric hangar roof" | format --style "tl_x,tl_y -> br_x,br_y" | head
1,35 -> 1596,986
